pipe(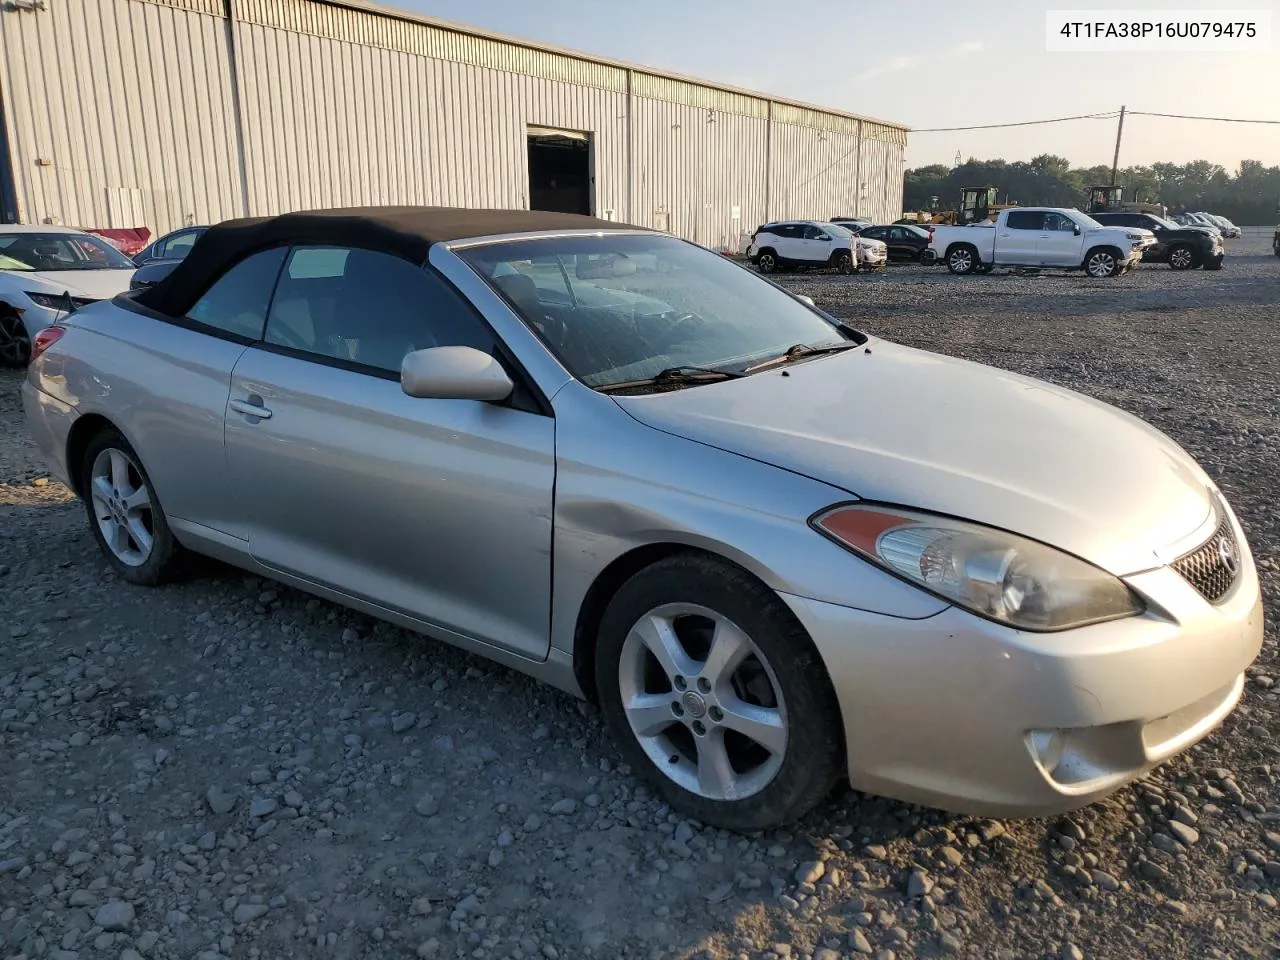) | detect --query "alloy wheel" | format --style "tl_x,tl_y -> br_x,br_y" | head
1169,246 -> 1194,269
757,253 -> 776,273
948,249 -> 973,273
1087,251 -> 1117,277
89,447 -> 156,567
616,603 -> 788,801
